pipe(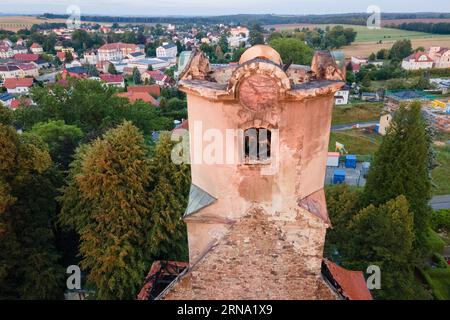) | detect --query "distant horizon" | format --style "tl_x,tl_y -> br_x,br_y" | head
2,11 -> 450,18
1,0 -> 450,17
